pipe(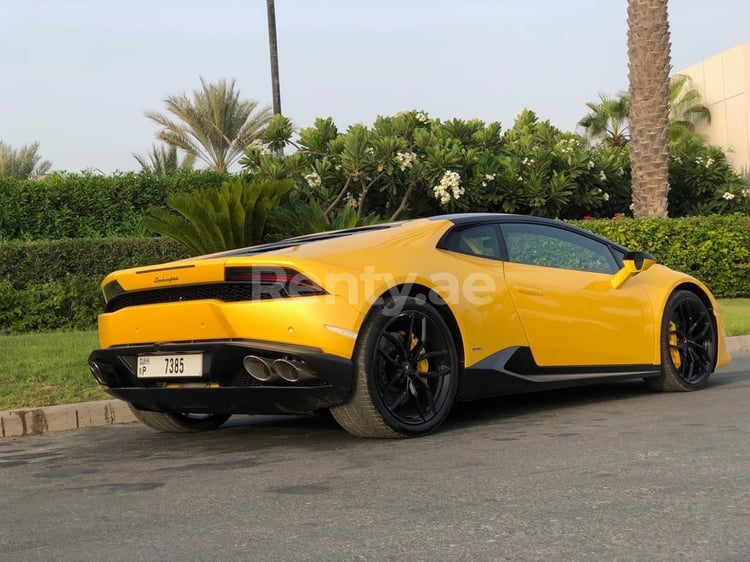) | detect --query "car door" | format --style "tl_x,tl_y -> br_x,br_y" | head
499,222 -> 655,367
